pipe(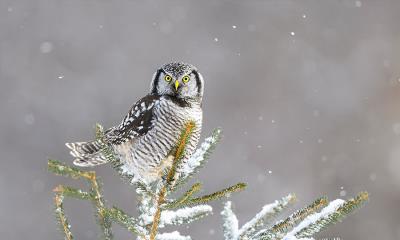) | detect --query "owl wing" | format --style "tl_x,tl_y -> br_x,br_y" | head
105,95 -> 160,144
